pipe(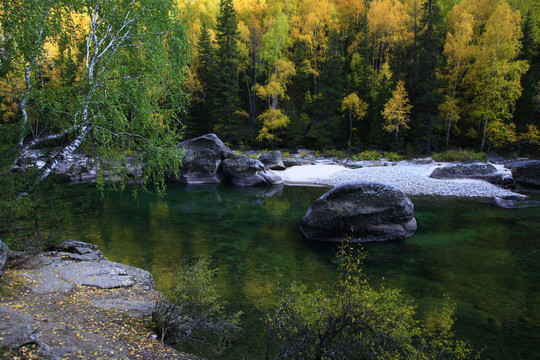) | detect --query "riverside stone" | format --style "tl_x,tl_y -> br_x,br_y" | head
0,240 -> 8,277
511,160 -> 540,189
259,151 -> 286,170
429,162 -> 502,184
300,182 -> 417,242
222,153 -> 280,186
174,133 -> 231,184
